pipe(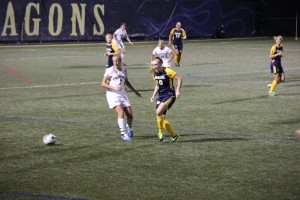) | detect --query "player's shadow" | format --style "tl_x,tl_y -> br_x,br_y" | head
179,137 -> 249,143
213,95 -> 268,105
